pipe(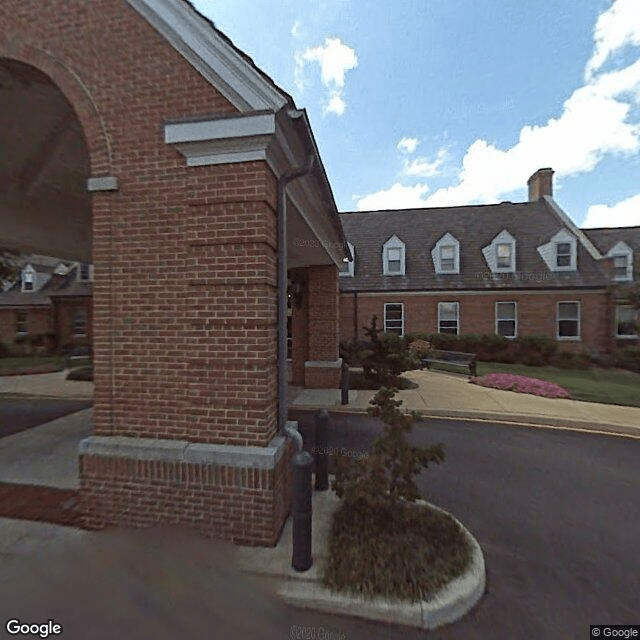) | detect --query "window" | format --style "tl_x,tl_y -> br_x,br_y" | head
387,248 -> 401,273
384,303 -> 404,336
15,311 -> 27,335
432,233 -> 460,274
22,271 -> 34,291
496,244 -> 512,269
495,302 -> 517,338
556,242 -> 571,268
440,246 -> 456,271
382,235 -> 405,276
72,309 -> 87,337
438,302 -> 459,334
339,242 -> 355,277
616,306 -> 638,338
79,263 -> 91,281
557,302 -> 580,339
612,255 -> 629,281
